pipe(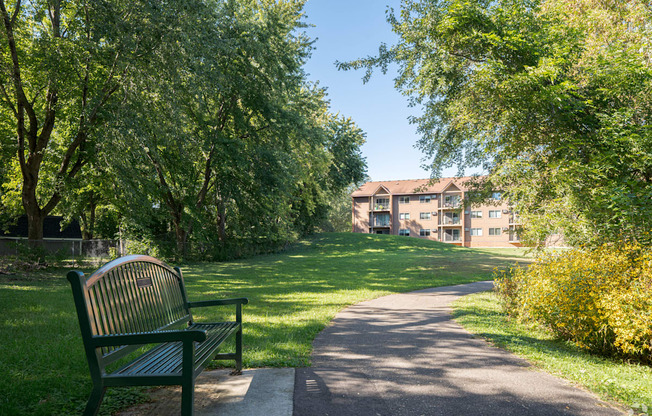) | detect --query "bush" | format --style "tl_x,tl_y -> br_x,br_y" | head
495,243 -> 652,363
